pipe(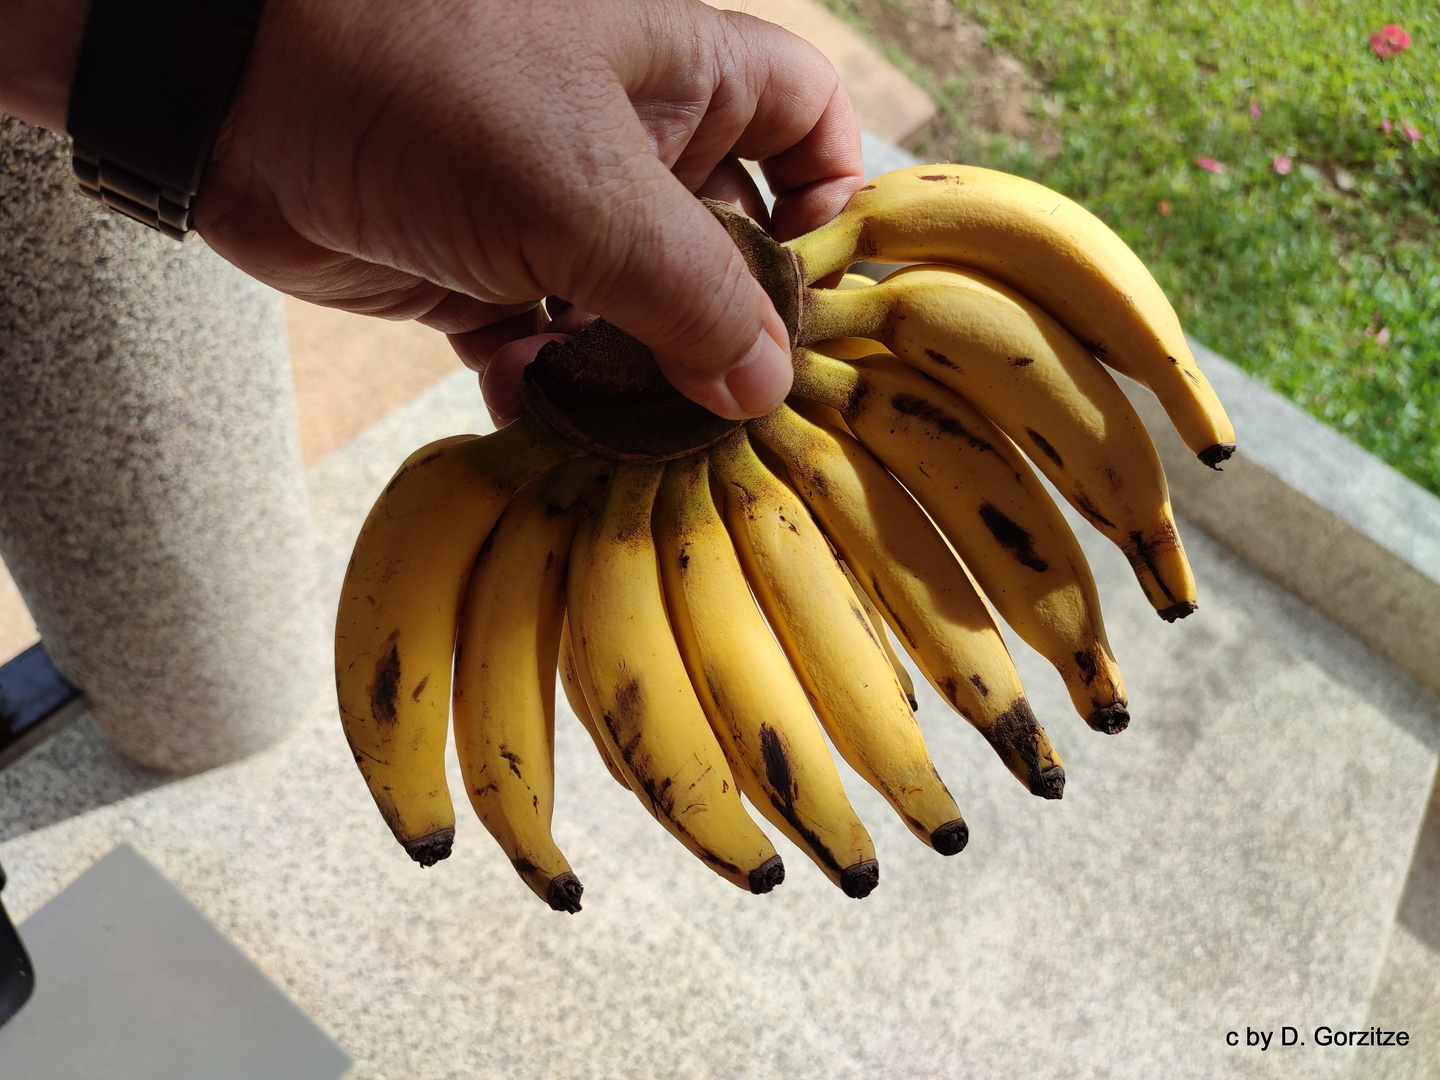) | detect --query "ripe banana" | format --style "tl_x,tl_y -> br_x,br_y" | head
842,560 -> 918,712
710,429 -> 969,854
567,462 -> 785,893
452,460 -> 602,912
752,404 -> 1066,797
789,347 -> 1129,732
655,454 -> 880,898
335,163 -> 1230,902
786,163 -> 1235,465
336,418 -> 580,865
559,610 -> 630,791
803,264 -> 1197,621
